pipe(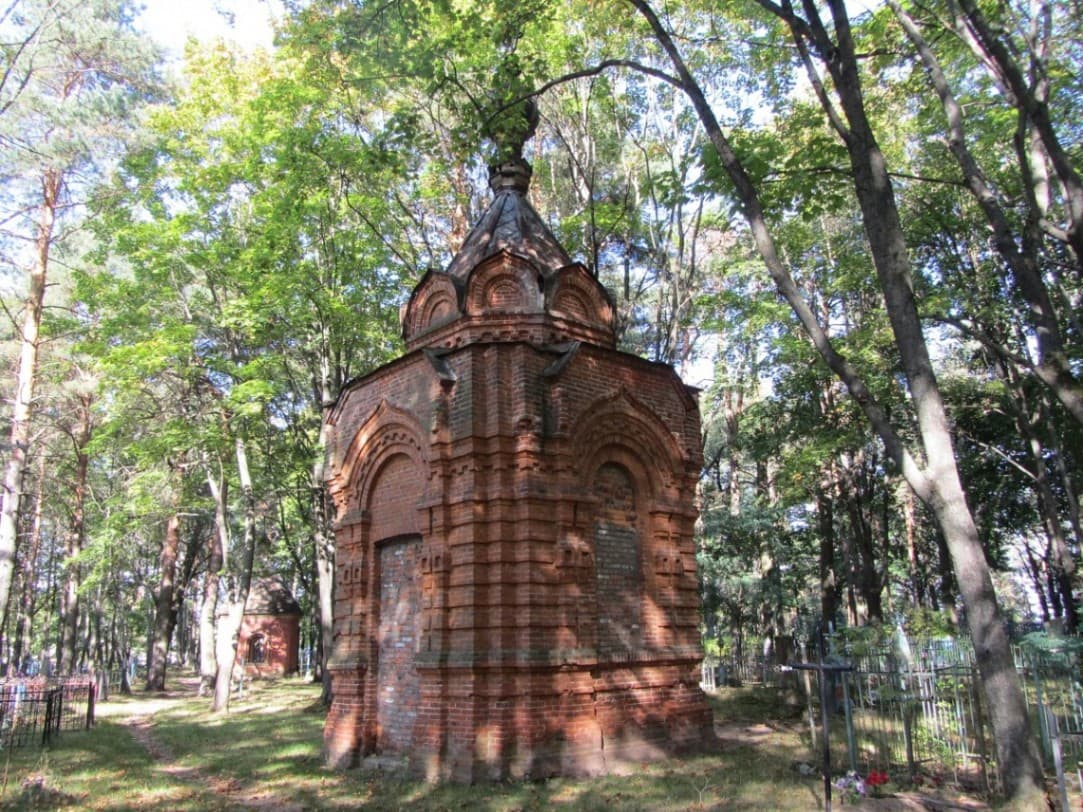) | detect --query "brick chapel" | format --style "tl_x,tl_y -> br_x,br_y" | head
322,151 -> 716,780
238,577 -> 301,677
